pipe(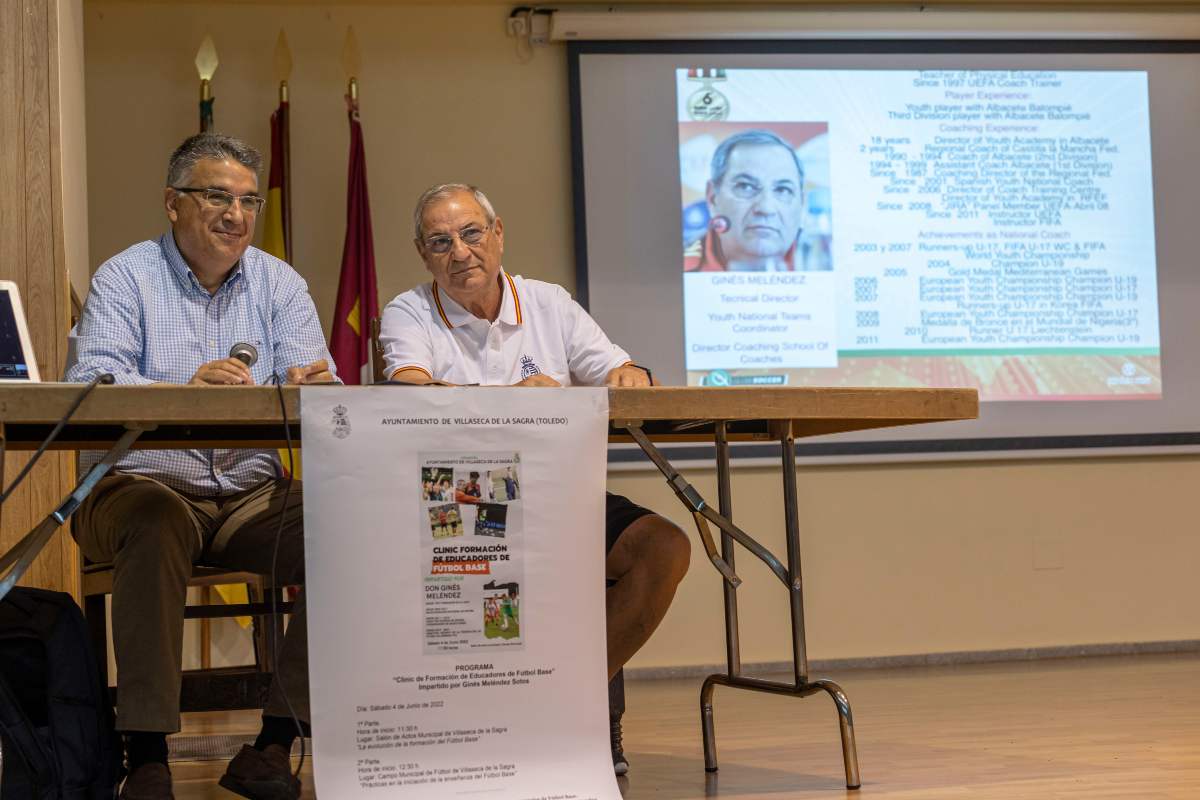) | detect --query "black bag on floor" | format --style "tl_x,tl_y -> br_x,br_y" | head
0,586 -> 122,799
